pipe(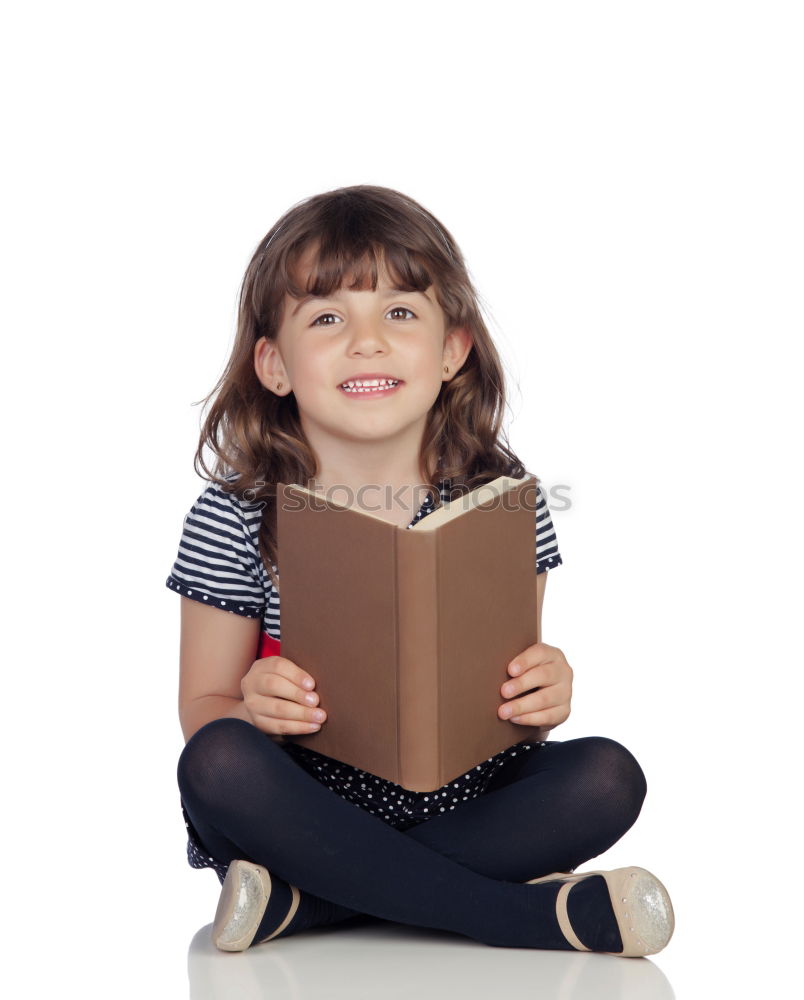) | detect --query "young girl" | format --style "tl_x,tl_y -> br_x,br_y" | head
167,184 -> 674,957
